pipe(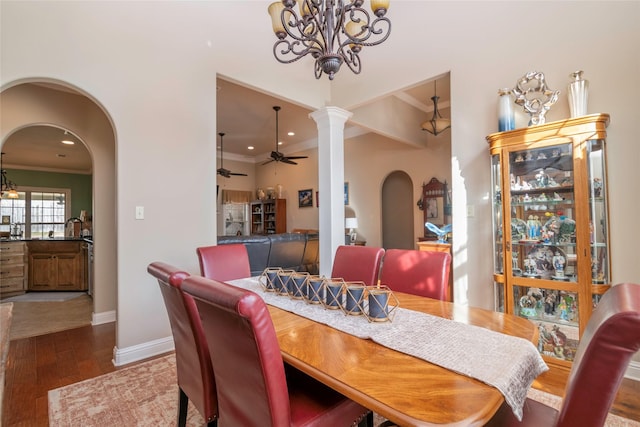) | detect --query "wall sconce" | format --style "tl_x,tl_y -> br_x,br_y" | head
345,217 -> 358,244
